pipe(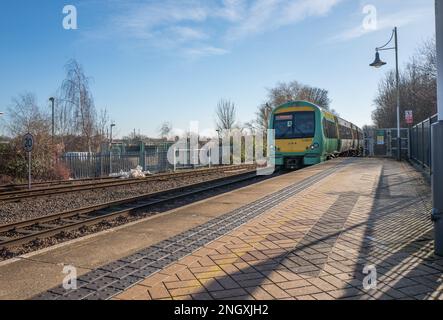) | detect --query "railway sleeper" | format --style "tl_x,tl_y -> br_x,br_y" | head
15,228 -> 37,235
60,218 -> 81,224
39,223 -> 62,229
